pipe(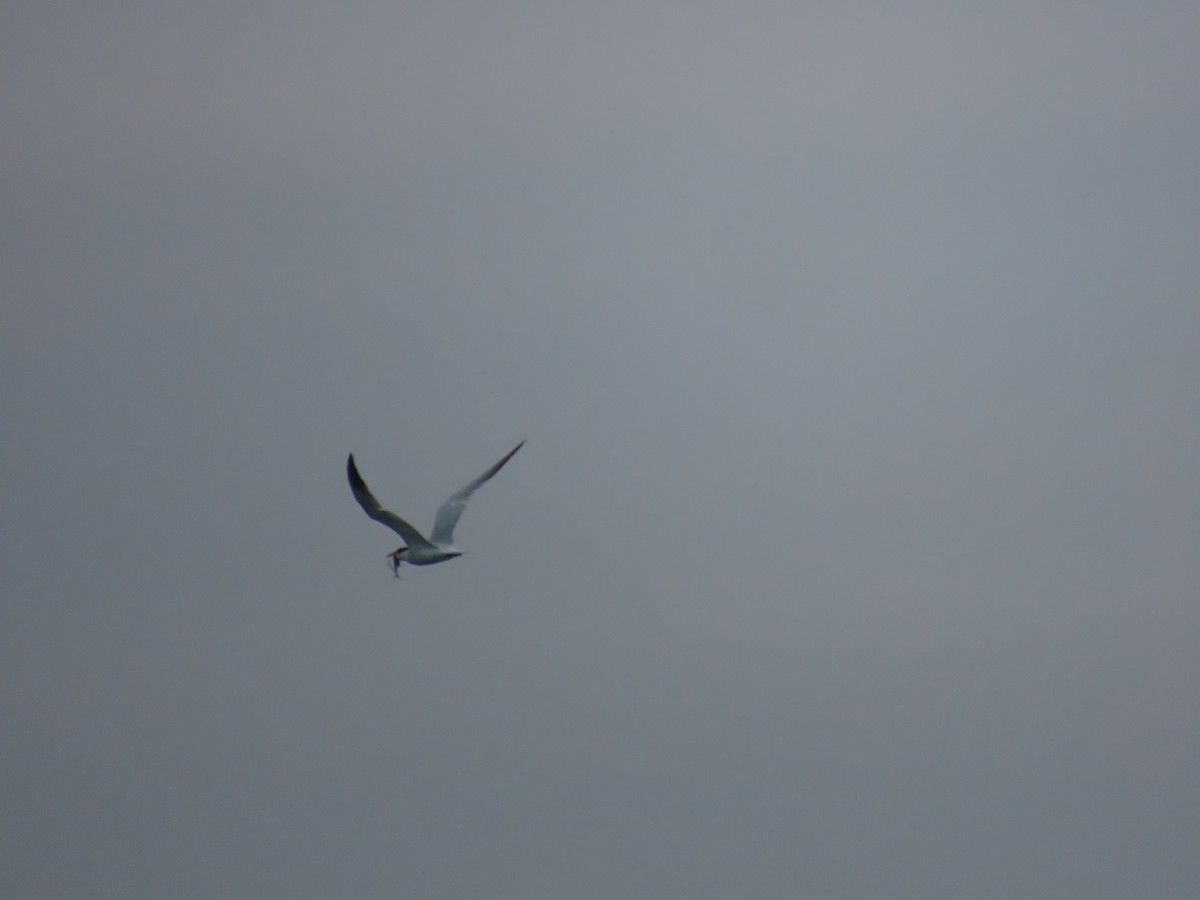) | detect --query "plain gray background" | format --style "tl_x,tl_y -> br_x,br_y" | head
3,3 -> 1198,897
